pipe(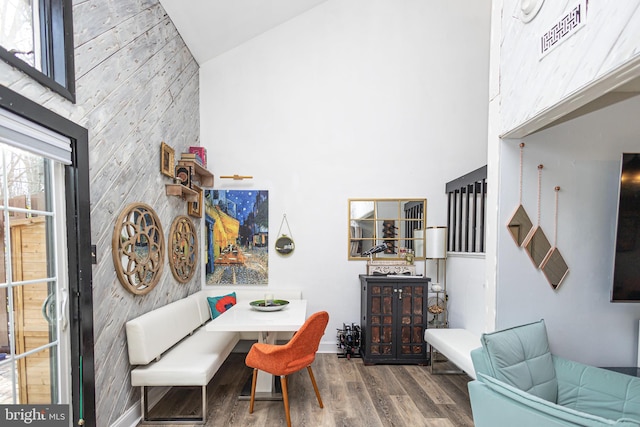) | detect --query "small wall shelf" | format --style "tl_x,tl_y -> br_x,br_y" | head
178,160 -> 214,187
165,184 -> 198,202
